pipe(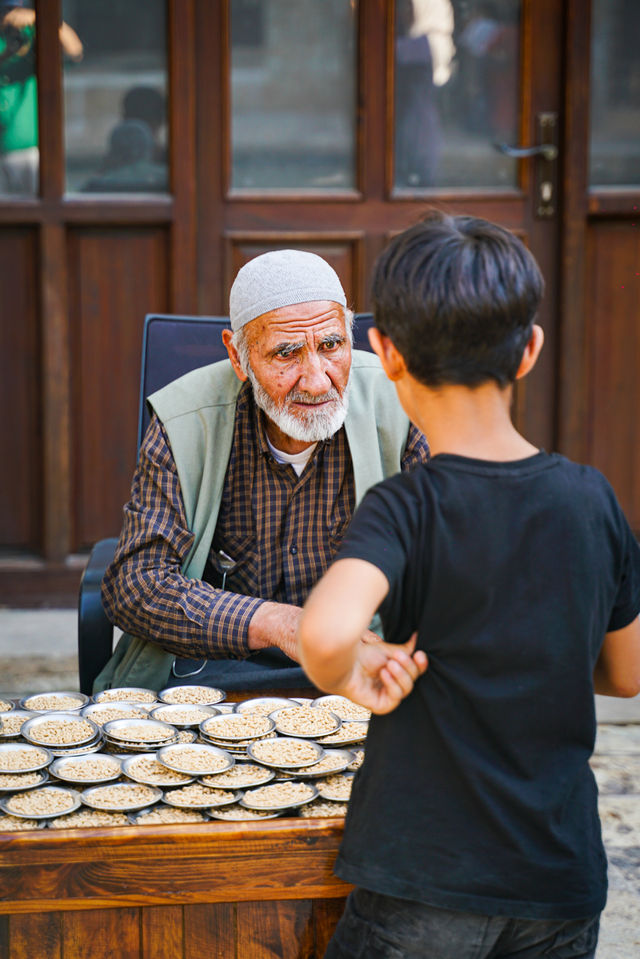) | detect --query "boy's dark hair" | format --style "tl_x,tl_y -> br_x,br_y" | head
370,211 -> 545,387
